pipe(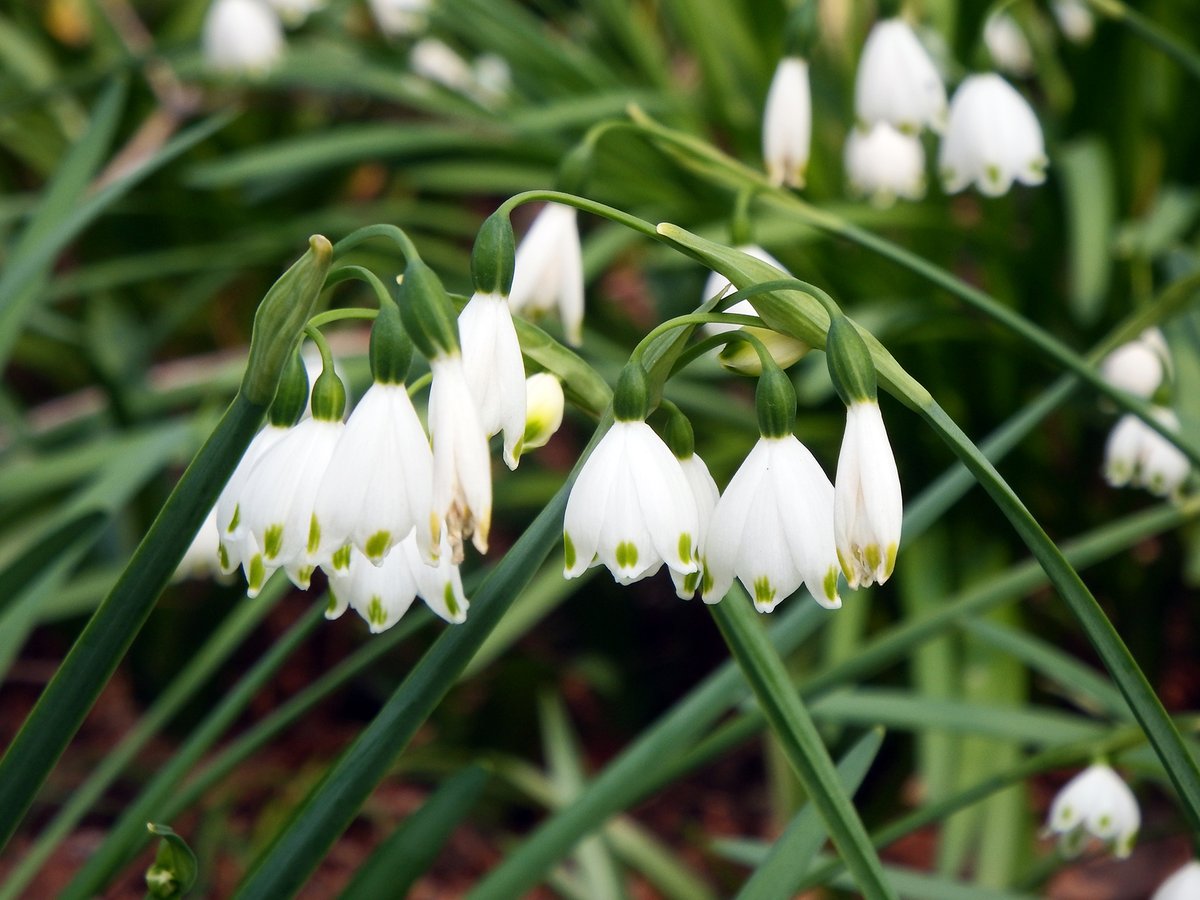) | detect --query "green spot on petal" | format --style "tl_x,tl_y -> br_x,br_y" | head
263,524 -> 283,560
326,593 -> 341,616
228,505 -> 240,532
444,583 -> 460,618
864,544 -> 882,572
332,545 -> 351,571
307,515 -> 321,554
368,596 -> 386,628
701,561 -> 714,595
248,554 -> 265,593
615,540 -> 639,570
884,543 -> 898,580
296,565 -> 314,587
823,567 -> 839,602
753,576 -> 775,607
218,543 -> 230,571
563,532 -> 576,570
683,572 -> 699,594
985,163 -> 1001,185
678,532 -> 693,564
365,529 -> 391,560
